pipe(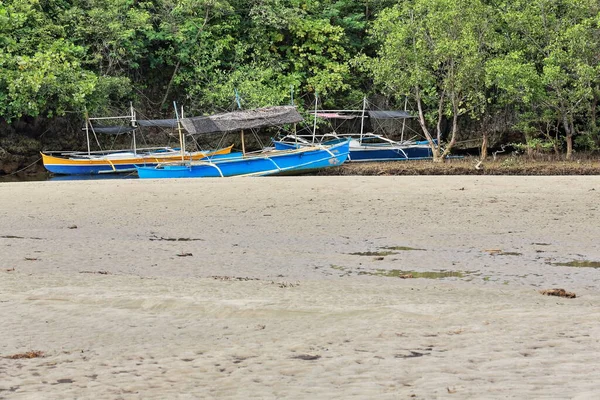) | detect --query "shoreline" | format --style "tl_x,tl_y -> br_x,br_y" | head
2,155 -> 600,182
